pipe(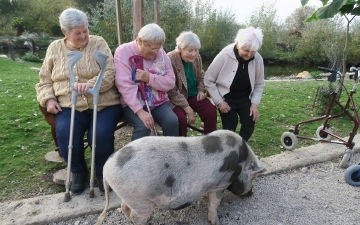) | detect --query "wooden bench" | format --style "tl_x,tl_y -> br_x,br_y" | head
40,105 -> 205,184
40,105 -> 204,158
